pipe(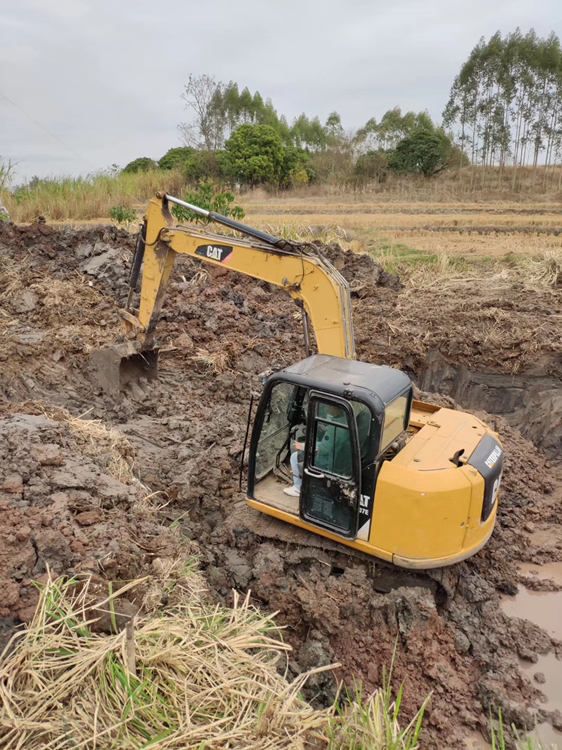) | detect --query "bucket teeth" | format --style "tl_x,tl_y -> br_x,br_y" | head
89,342 -> 159,395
